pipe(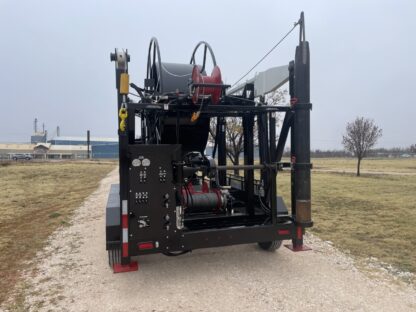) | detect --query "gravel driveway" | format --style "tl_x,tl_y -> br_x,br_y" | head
5,168 -> 416,312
